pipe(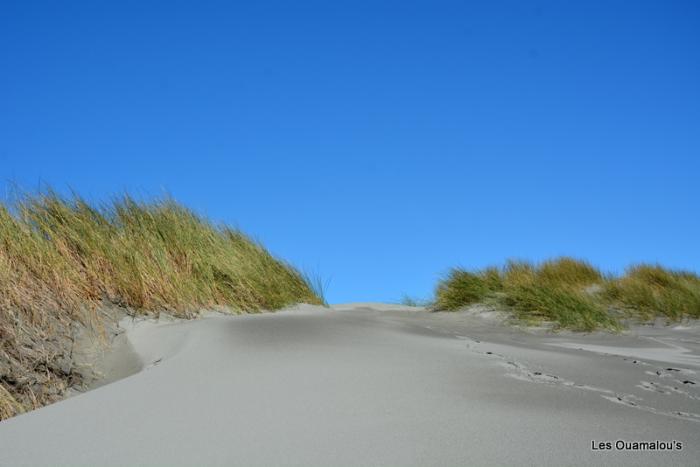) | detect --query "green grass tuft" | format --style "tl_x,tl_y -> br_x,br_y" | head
536,257 -> 603,287
434,257 -> 616,331
434,257 -> 699,331
604,264 -> 700,320
504,282 -> 617,332
435,269 -> 492,310
398,295 -> 431,307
